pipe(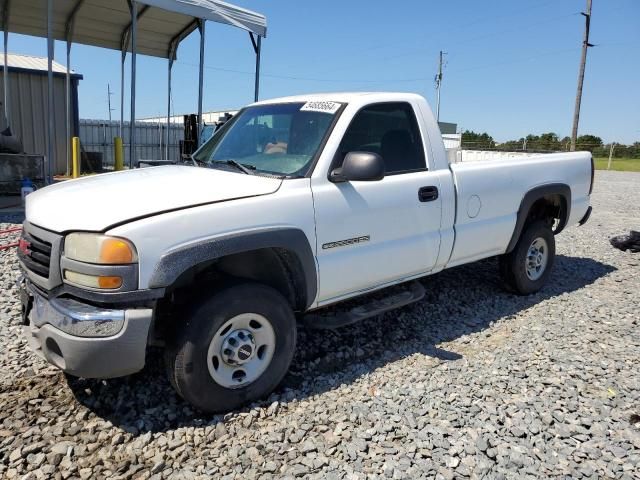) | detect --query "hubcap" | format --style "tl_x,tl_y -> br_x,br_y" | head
526,237 -> 548,281
221,329 -> 255,365
207,313 -> 275,389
